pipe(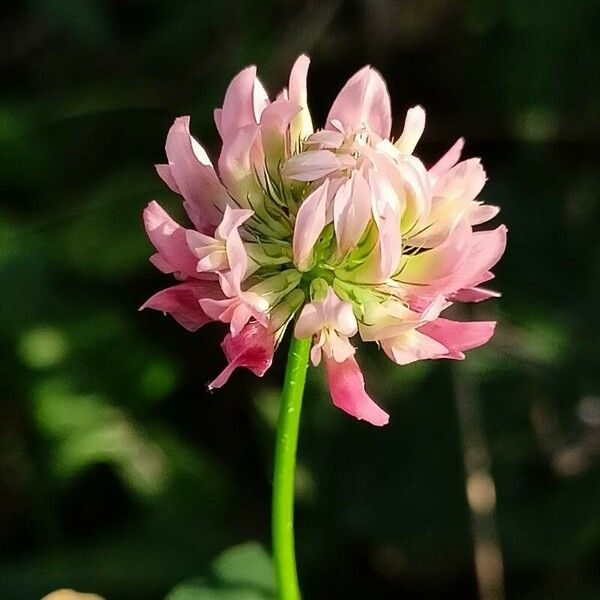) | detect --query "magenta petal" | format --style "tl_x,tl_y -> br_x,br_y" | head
209,322 -> 275,389
140,281 -> 223,332
419,318 -> 496,359
324,355 -> 389,426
